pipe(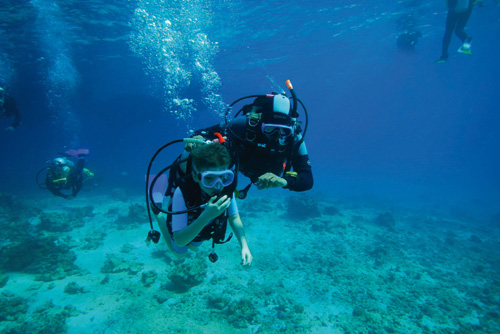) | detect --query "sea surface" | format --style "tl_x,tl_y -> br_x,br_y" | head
0,1 -> 499,333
